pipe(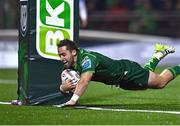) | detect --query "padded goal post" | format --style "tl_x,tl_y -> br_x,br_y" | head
18,0 -> 79,105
